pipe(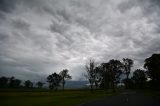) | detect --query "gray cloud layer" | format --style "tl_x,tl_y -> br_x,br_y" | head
0,0 -> 160,81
